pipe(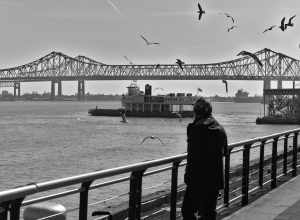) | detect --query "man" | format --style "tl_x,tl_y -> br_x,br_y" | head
182,97 -> 228,220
